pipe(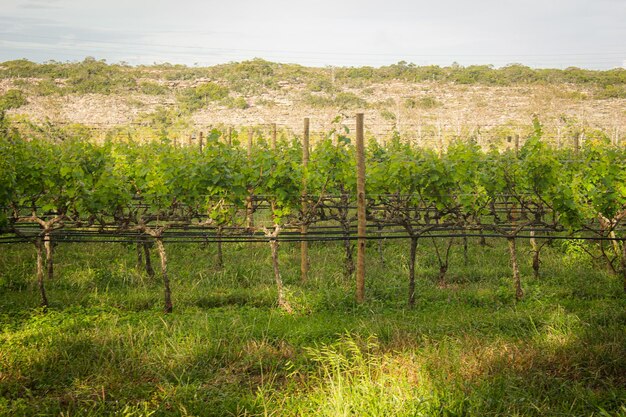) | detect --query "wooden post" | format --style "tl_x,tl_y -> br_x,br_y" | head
187,133 -> 193,147
199,131 -> 204,152
579,131 -> 585,150
272,123 -> 277,150
301,118 -> 310,283
574,133 -> 580,155
515,134 -> 520,155
227,127 -> 232,146
247,128 -> 253,157
395,96 -> 401,134
246,128 -> 254,230
437,119 -> 443,156
355,113 -> 366,303
417,123 -> 422,147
